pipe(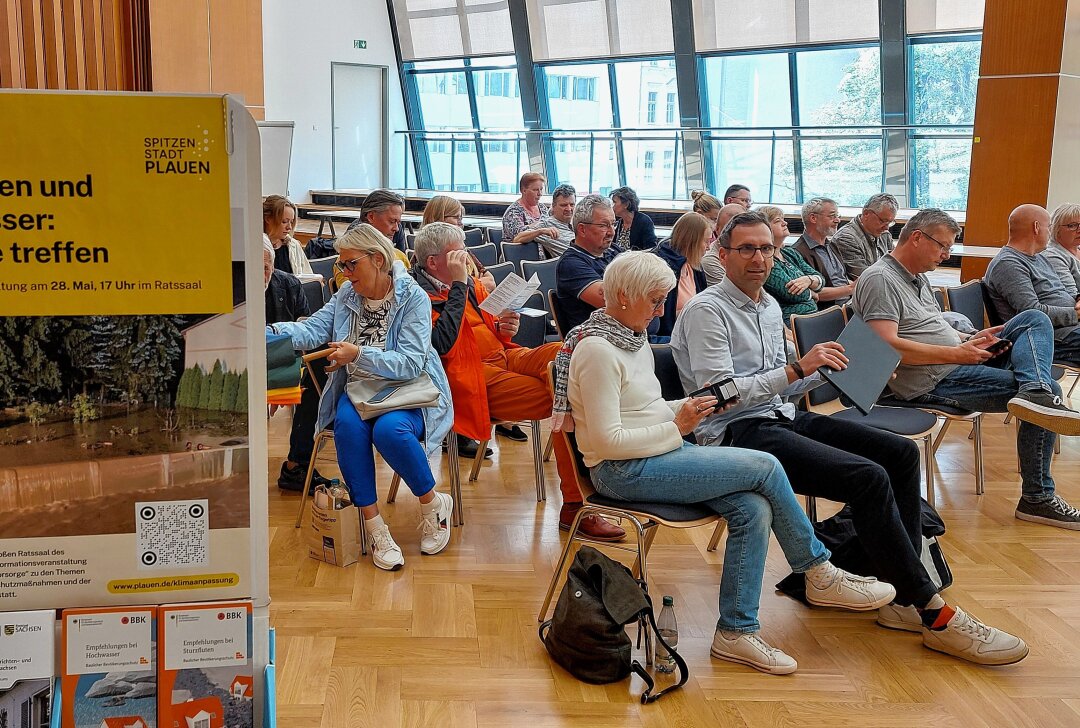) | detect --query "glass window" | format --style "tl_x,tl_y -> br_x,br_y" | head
702,52 -> 792,128
647,92 -> 657,123
666,92 -> 676,124
795,46 -> 881,127
414,71 -> 474,130
474,67 -> 524,128
907,0 -> 985,34
549,134 -> 620,196
424,136 -> 482,192
912,39 -> 981,126
911,137 -> 972,209
800,138 -> 883,205
544,64 -> 613,129
707,136 -> 797,204
613,59 -> 678,128
482,136 -> 530,194
527,0 -> 674,62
